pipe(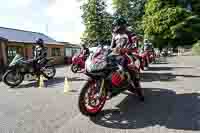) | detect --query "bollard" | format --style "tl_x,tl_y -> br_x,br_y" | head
64,77 -> 70,93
